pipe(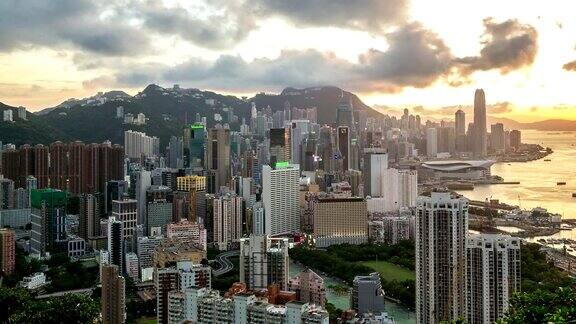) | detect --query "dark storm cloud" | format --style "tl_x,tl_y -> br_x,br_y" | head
253,0 -> 409,32
0,0 -> 151,55
456,18 -> 538,74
